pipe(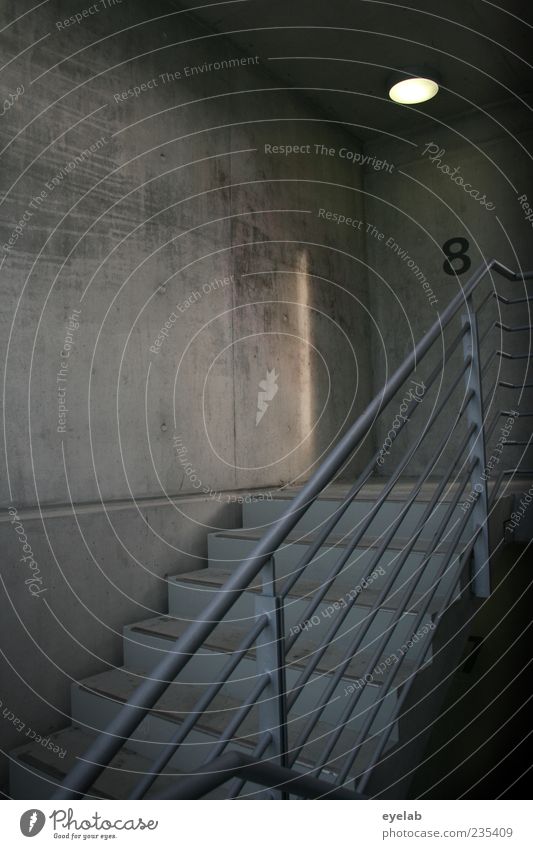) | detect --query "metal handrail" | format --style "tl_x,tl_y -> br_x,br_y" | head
54,259 -> 532,800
